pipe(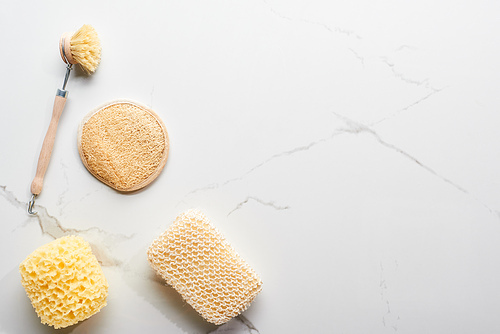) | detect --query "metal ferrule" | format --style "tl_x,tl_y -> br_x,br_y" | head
56,89 -> 68,98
